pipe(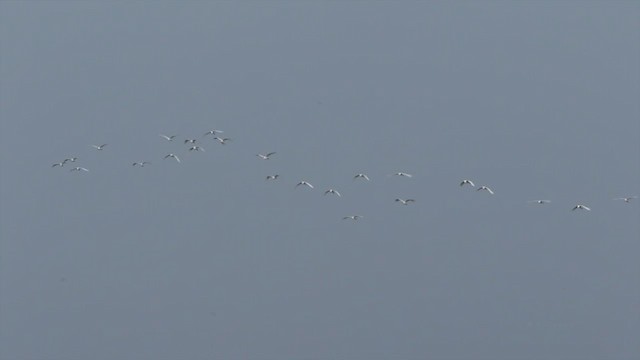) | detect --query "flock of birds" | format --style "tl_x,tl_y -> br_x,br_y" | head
51,128 -> 637,219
